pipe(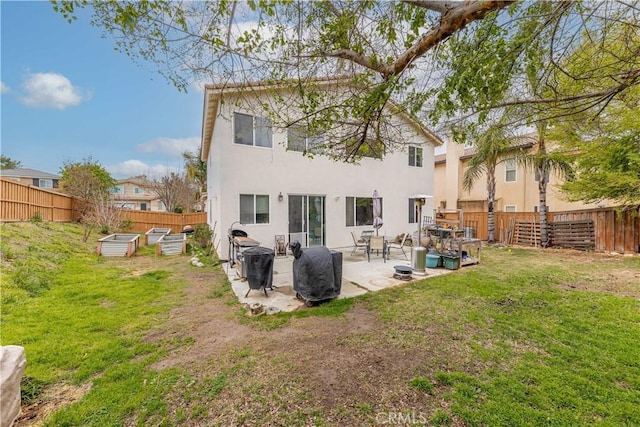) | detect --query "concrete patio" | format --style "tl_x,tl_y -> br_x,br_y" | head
225,247 -> 459,314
